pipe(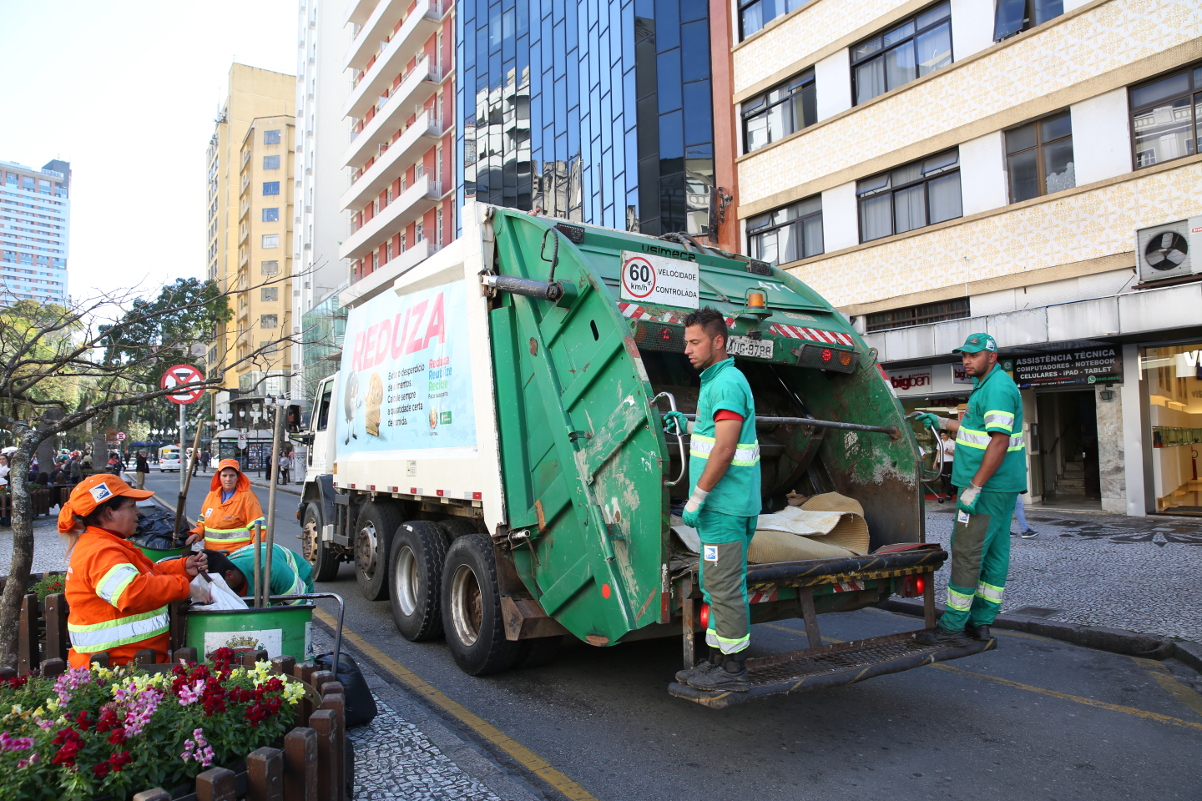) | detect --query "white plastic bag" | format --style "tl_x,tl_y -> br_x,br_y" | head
190,573 -> 248,610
